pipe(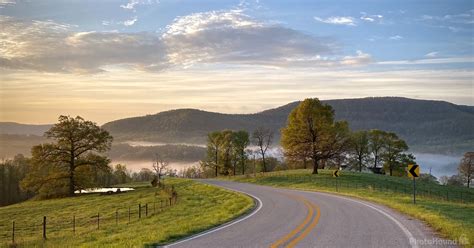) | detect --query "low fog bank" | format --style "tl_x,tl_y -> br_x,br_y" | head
413,153 -> 461,179
123,141 -> 206,148
113,142 -> 464,180
111,160 -> 200,172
